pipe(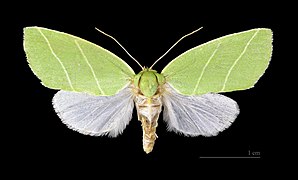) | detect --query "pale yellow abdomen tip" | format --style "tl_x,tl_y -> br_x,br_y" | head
142,127 -> 157,154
